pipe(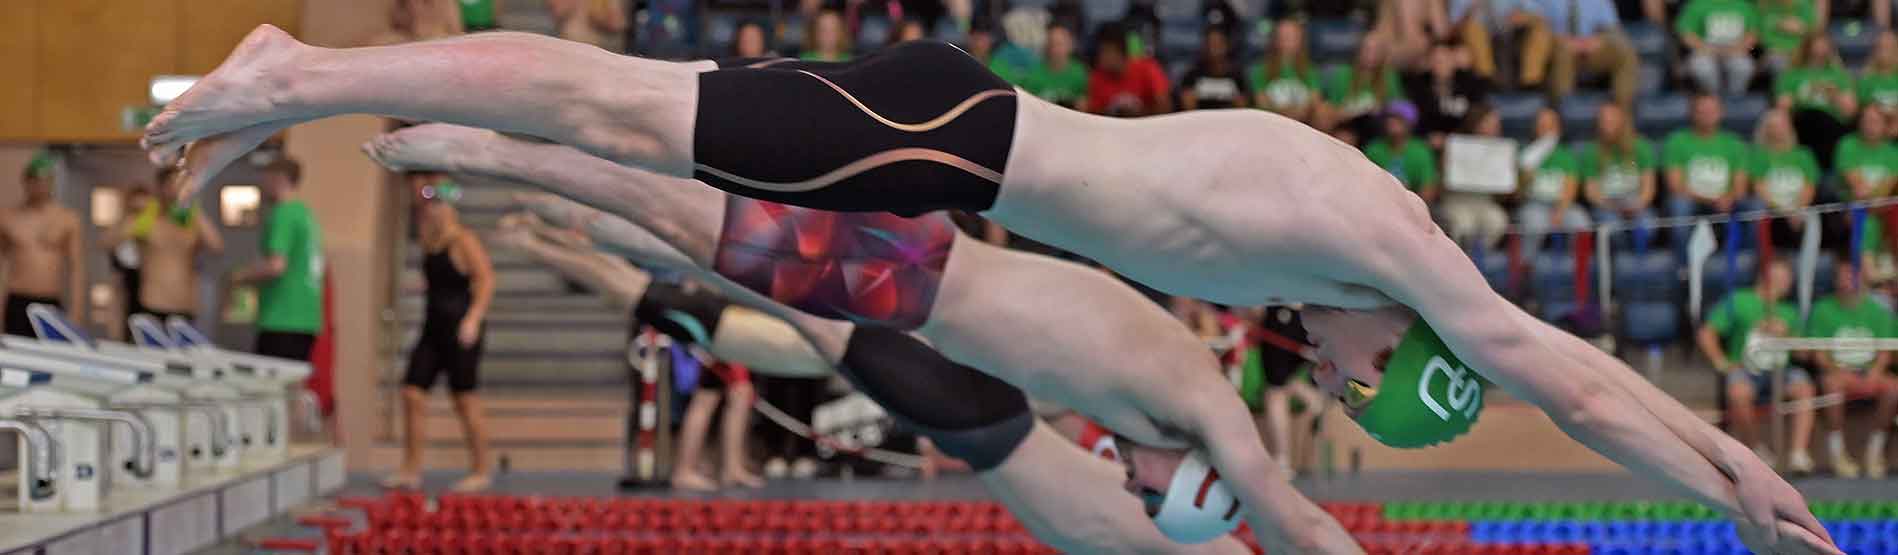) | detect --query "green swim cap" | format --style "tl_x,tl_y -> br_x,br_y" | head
24,150 -> 55,179
1355,321 -> 1488,448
